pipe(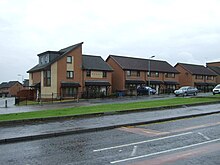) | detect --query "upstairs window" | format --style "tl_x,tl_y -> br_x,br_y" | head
67,56 -> 72,63
67,71 -> 74,79
195,75 -> 203,80
206,76 -> 214,80
165,73 -> 175,78
149,72 -> 159,77
39,55 -> 49,65
86,70 -> 91,77
126,71 -> 131,77
103,71 -> 107,78
43,70 -> 51,86
126,70 -> 140,77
